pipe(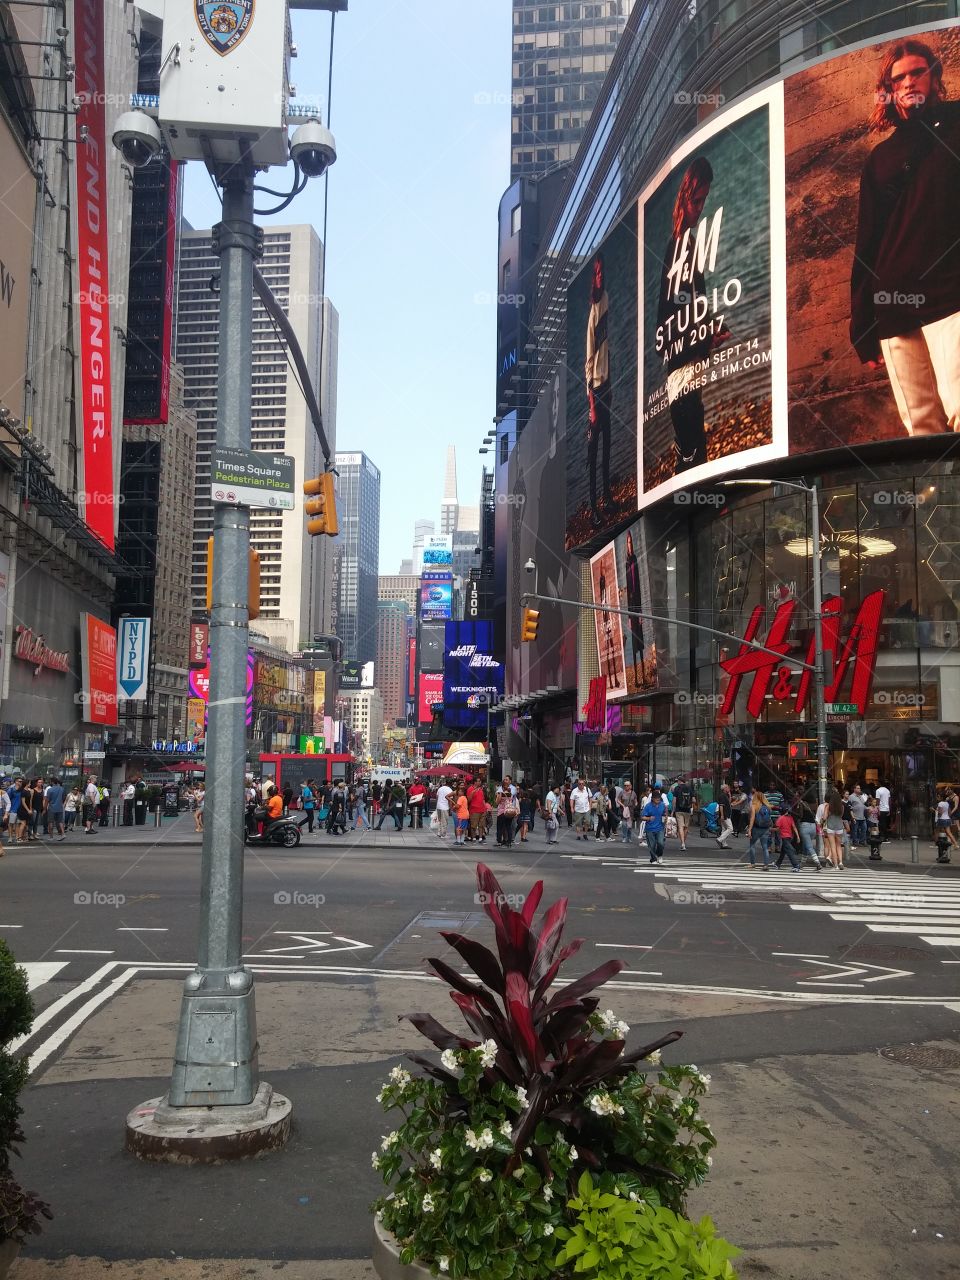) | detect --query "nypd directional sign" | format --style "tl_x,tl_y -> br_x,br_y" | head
118,617 -> 151,701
